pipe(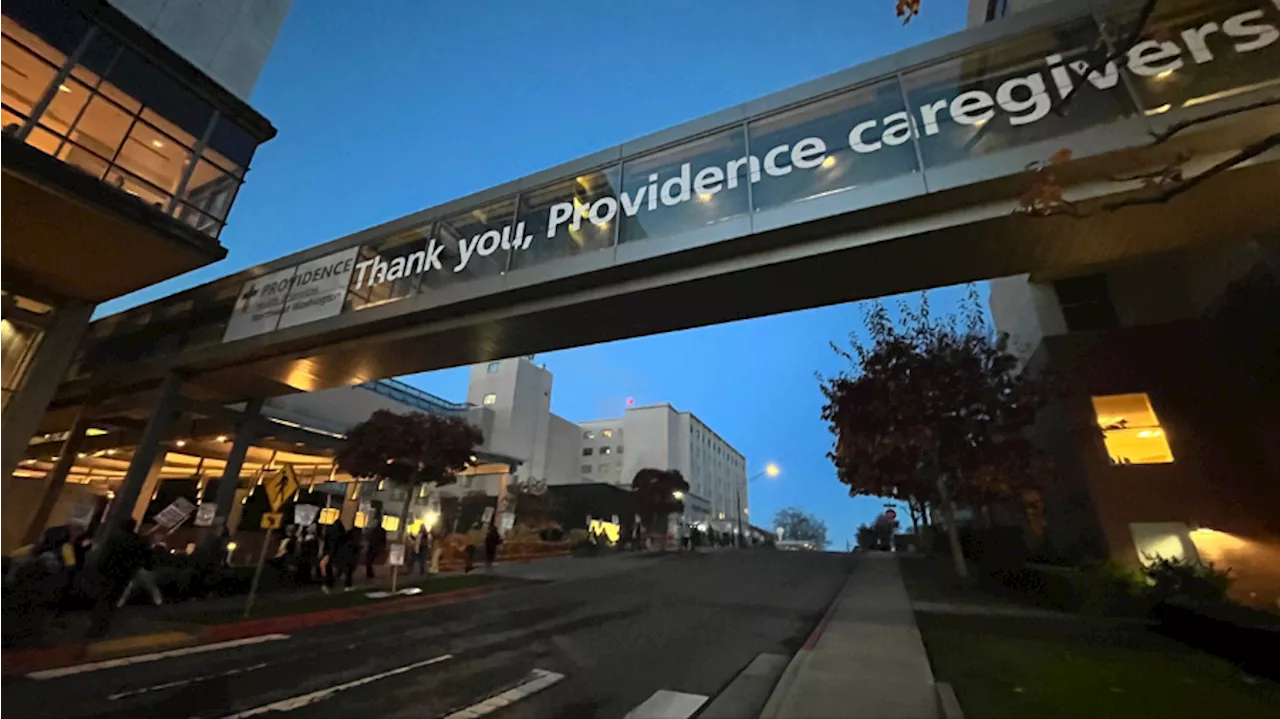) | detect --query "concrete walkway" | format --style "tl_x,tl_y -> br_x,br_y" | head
760,553 -> 940,719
